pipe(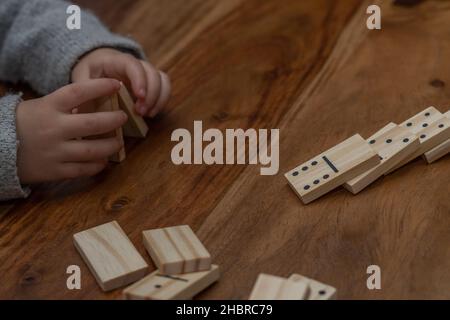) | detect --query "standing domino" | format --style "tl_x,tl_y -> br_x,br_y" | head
285,134 -> 380,204
423,110 -> 450,163
118,85 -> 149,138
143,225 -> 211,275
93,94 -> 126,162
344,123 -> 419,194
